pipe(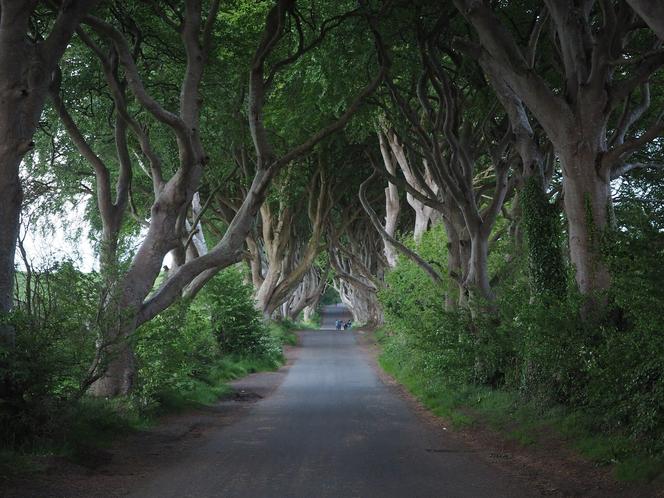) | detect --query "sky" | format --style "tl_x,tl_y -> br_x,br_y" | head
17,198 -> 173,274
18,198 -> 98,273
